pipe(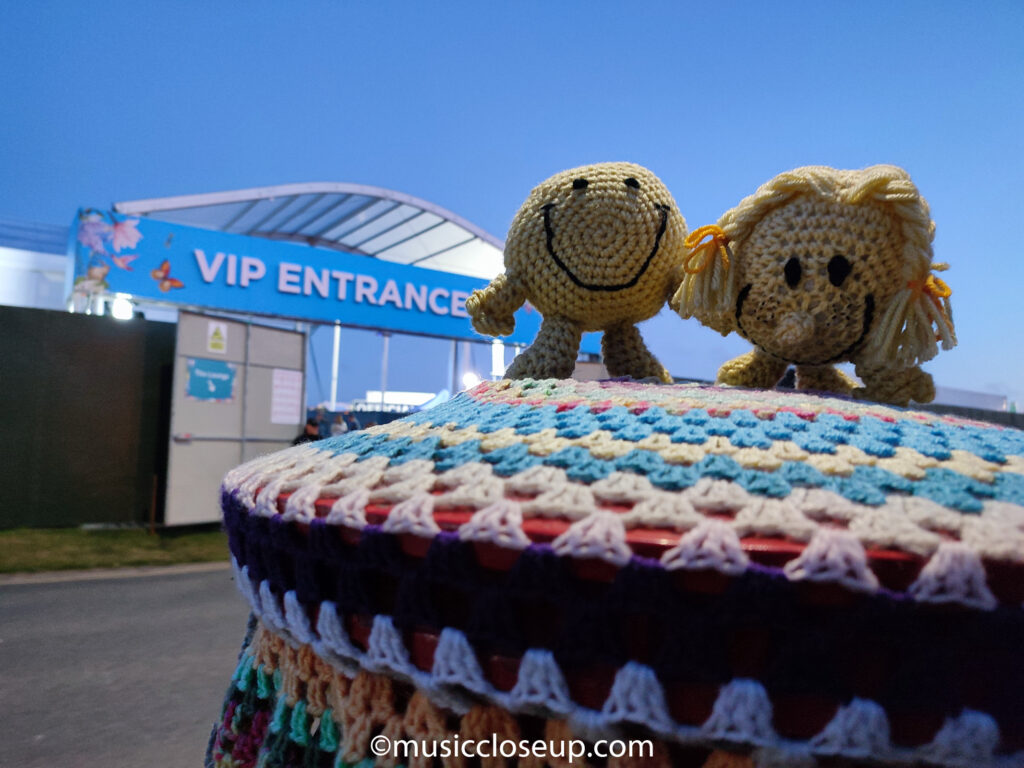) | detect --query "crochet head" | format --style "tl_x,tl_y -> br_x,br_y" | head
676,165 -> 954,368
734,194 -> 905,365
504,162 -> 688,329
